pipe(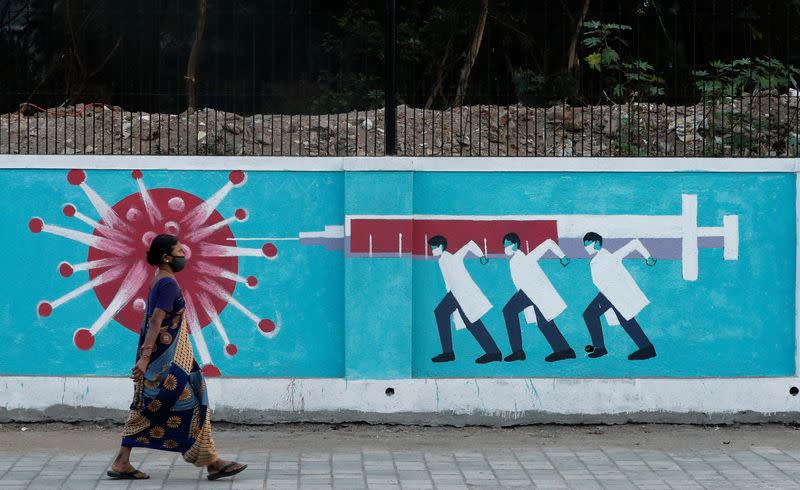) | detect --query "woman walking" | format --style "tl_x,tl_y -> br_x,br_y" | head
107,234 -> 246,481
